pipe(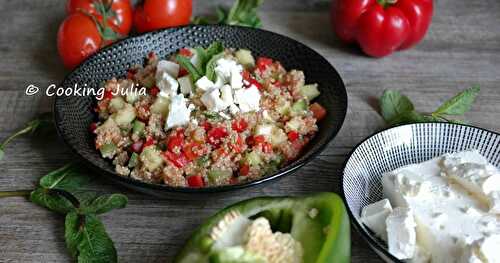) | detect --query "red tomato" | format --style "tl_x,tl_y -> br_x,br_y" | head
134,0 -> 193,33
187,175 -> 204,187
231,119 -> 248,133
167,131 -> 184,152
178,48 -> 192,57
287,131 -> 299,142
66,0 -> 133,36
163,151 -> 189,168
239,163 -> 250,176
207,127 -> 228,147
57,13 -> 102,69
256,57 -> 273,71
310,102 -> 327,121
253,135 -> 266,144
200,121 -> 212,131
